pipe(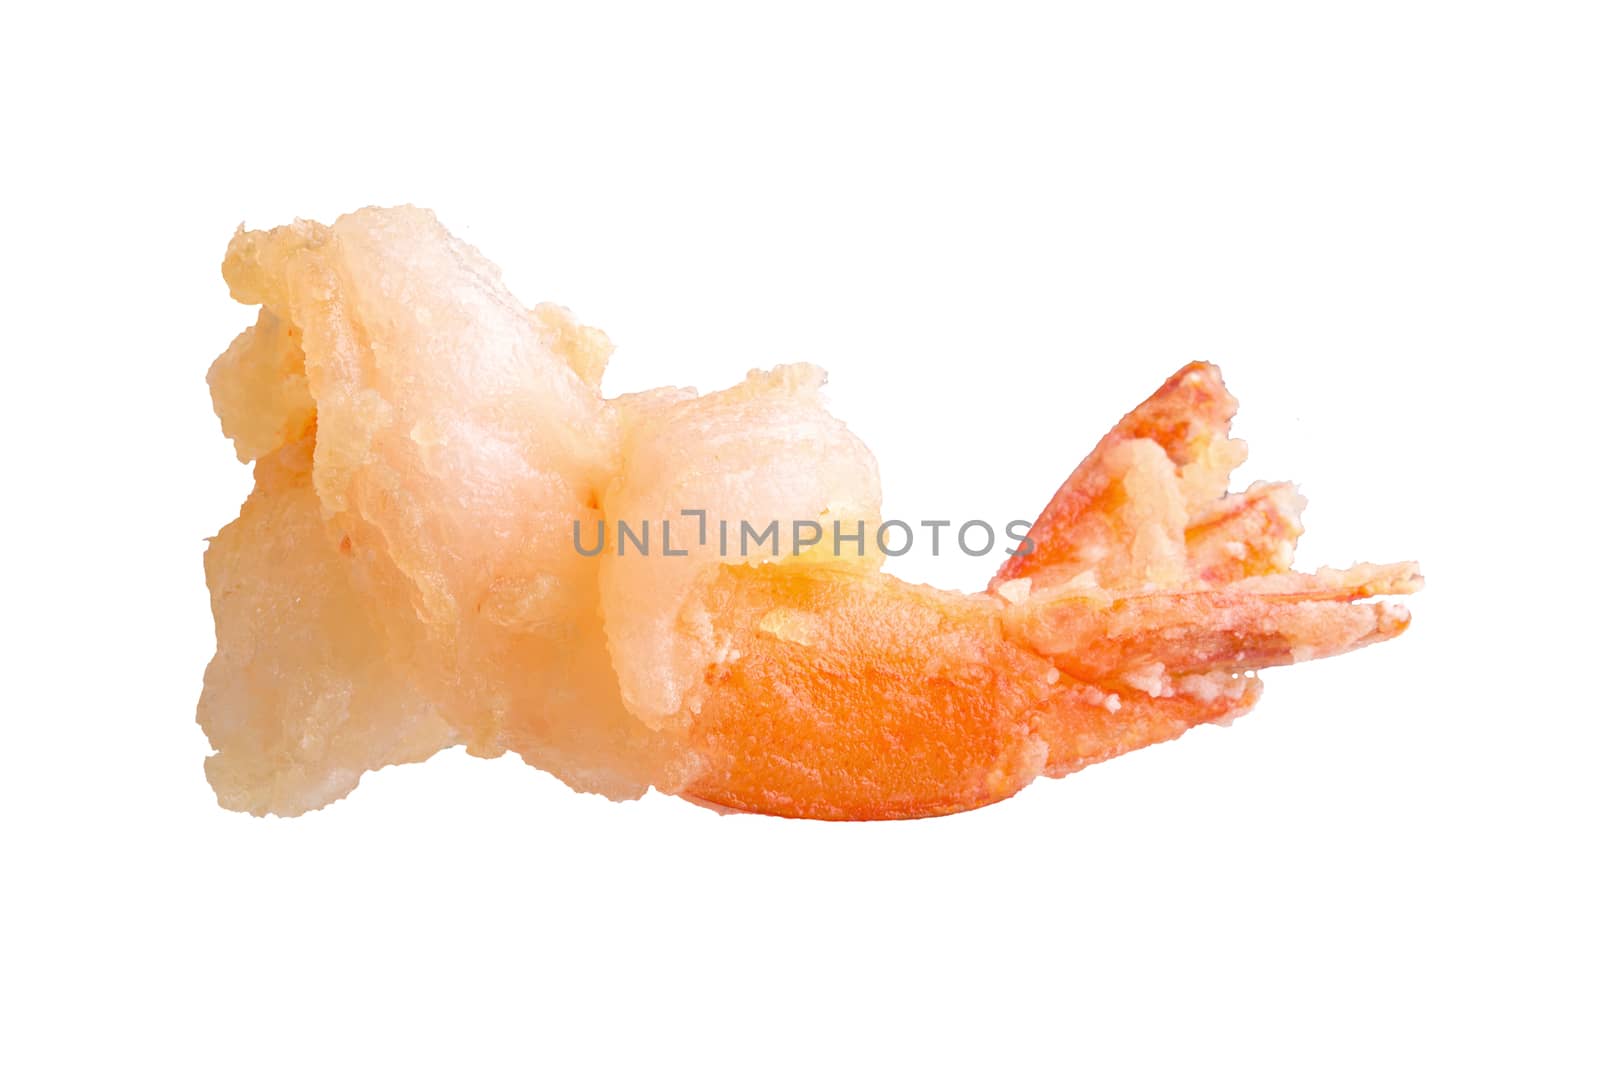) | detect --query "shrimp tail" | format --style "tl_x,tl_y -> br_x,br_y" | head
993,362 -> 1421,768
1005,562 -> 1420,682
993,361 -> 1247,591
